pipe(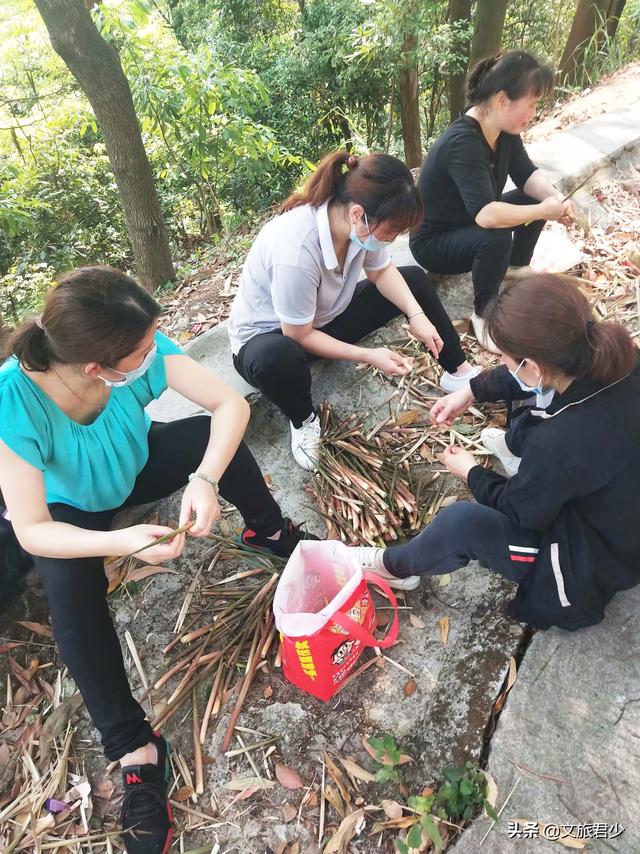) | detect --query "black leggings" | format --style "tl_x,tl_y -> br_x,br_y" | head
233,265 -> 467,427
384,501 -> 540,583
409,189 -> 546,315
35,417 -> 283,761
